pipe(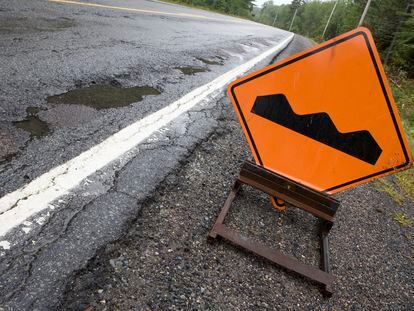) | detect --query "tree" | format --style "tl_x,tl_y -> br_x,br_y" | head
392,9 -> 414,77
253,0 -> 414,74
290,0 -> 306,11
